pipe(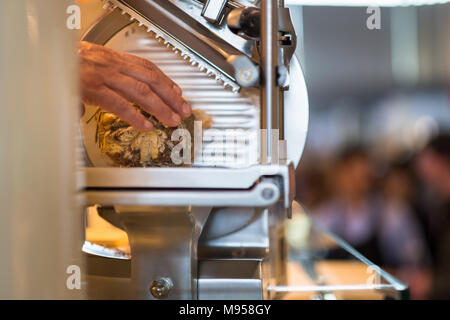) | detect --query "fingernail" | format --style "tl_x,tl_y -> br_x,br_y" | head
182,103 -> 191,116
143,121 -> 153,130
172,113 -> 181,125
173,85 -> 182,95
